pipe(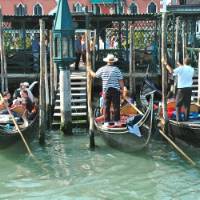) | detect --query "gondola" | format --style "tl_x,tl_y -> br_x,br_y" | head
94,92 -> 155,152
140,76 -> 200,147
167,102 -> 200,147
0,110 -> 38,148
